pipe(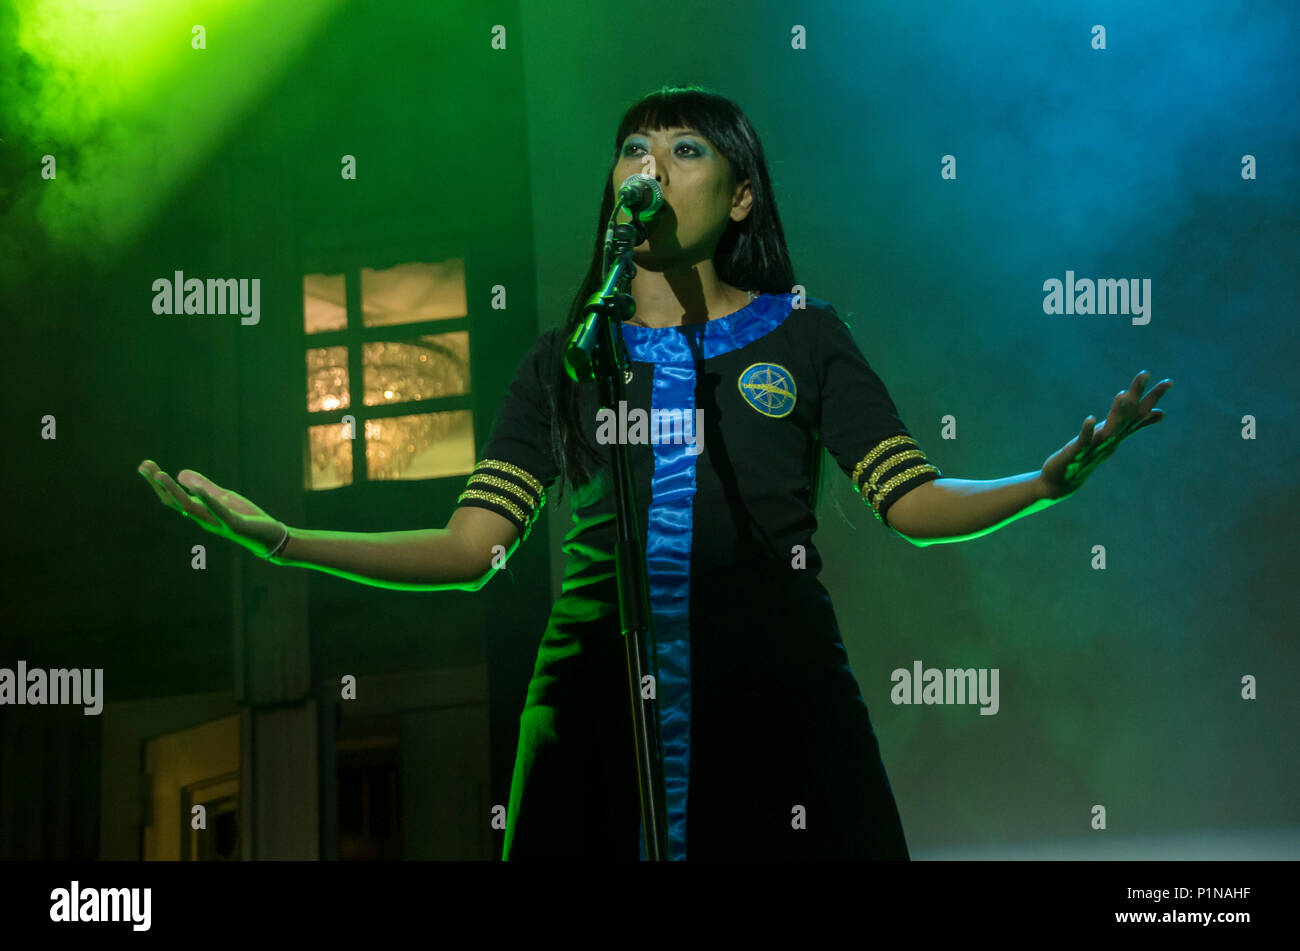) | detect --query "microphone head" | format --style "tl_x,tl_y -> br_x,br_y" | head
618,173 -> 663,221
